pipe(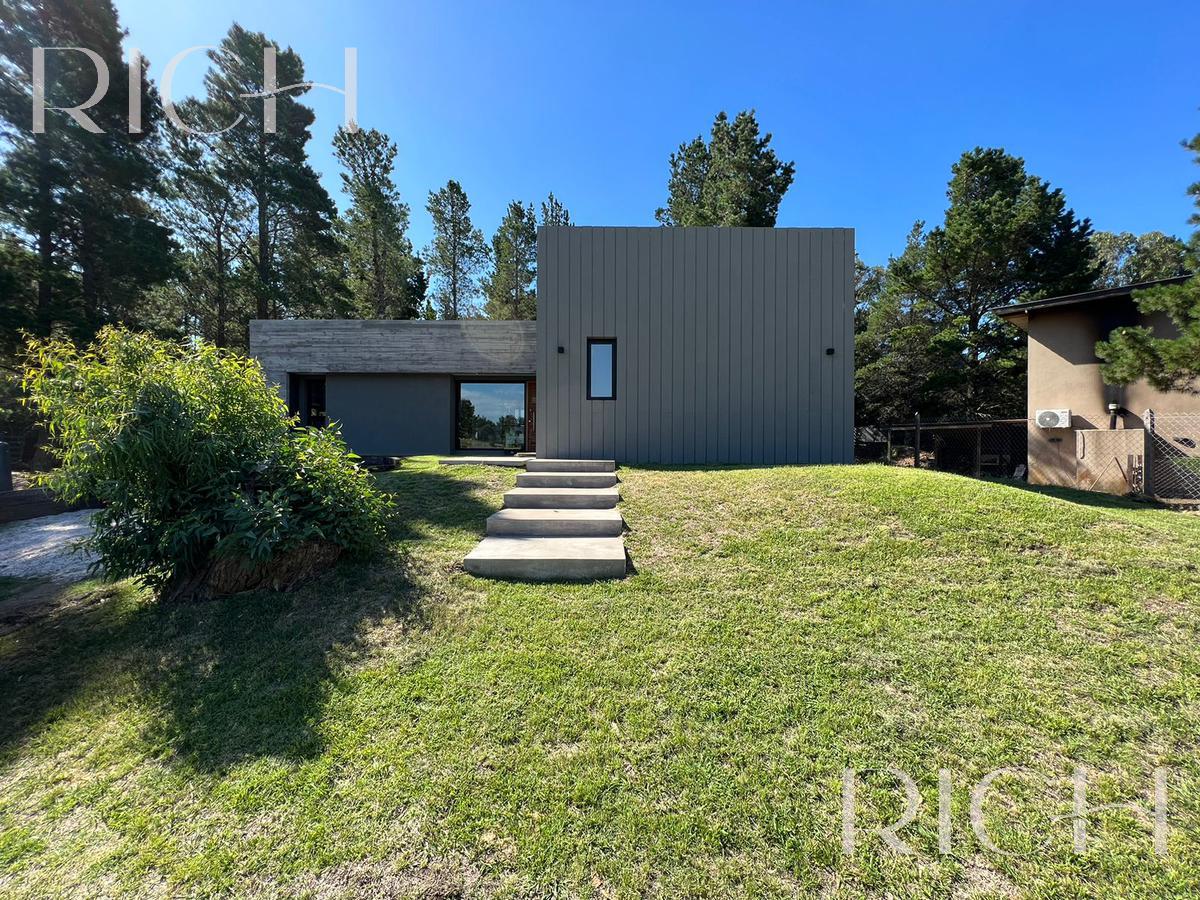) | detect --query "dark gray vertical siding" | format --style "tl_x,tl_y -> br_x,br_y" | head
690,231 -> 701,463
715,226 -> 724,465
752,229 -> 765,463
536,226 -> 852,464
807,231 -> 821,464
838,229 -> 855,461
738,230 -> 751,462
